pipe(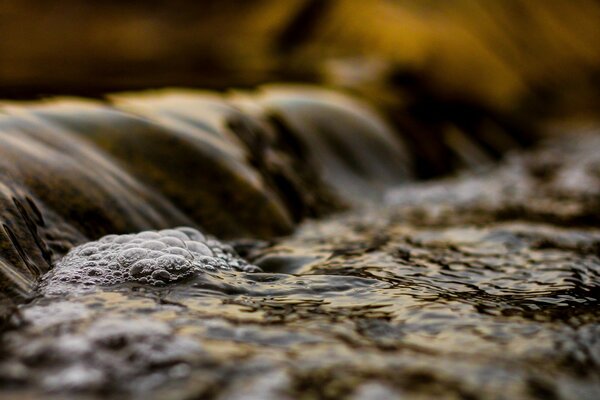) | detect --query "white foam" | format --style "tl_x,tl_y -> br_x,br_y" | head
40,227 -> 259,295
